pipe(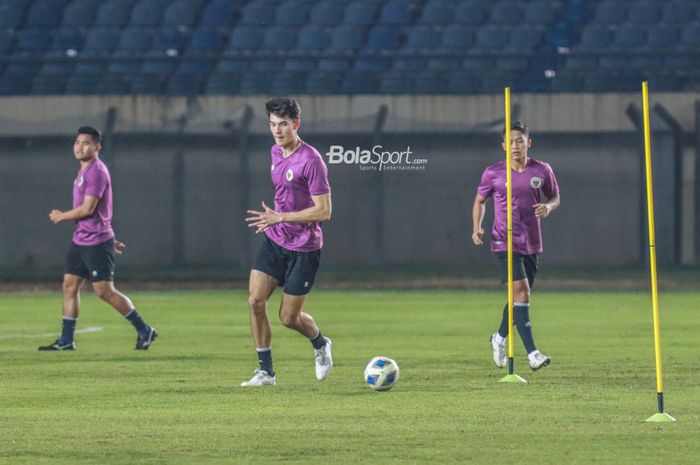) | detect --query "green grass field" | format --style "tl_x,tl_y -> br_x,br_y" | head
1,290 -> 698,465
